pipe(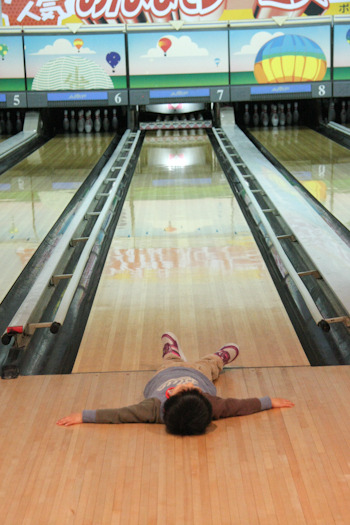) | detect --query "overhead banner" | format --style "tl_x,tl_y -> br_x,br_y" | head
24,32 -> 127,91
128,29 -> 229,89
1,1 -> 347,26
